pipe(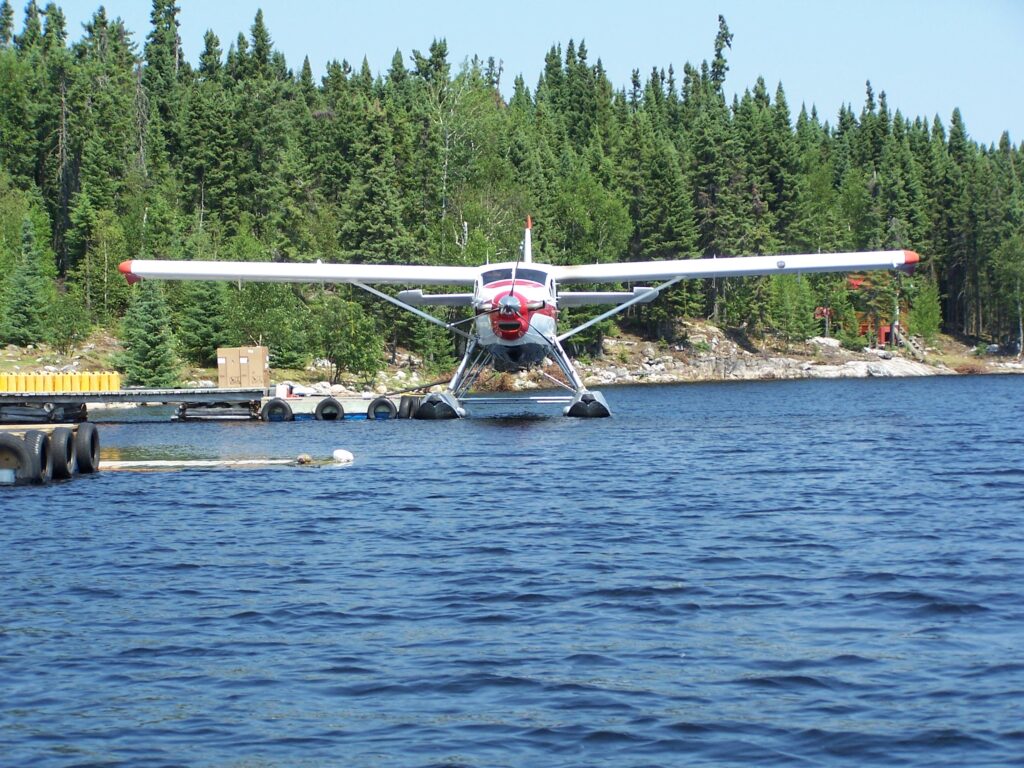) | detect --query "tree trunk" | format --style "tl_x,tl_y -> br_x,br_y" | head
1017,278 -> 1022,360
